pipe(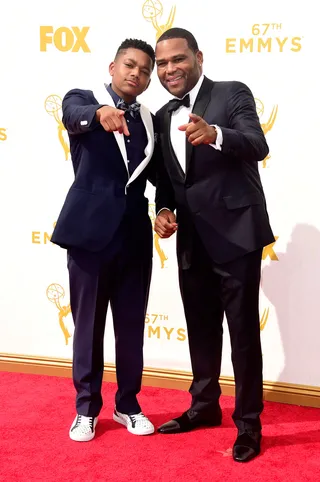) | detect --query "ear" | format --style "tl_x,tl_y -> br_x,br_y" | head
109,61 -> 115,76
144,78 -> 151,92
196,50 -> 203,67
